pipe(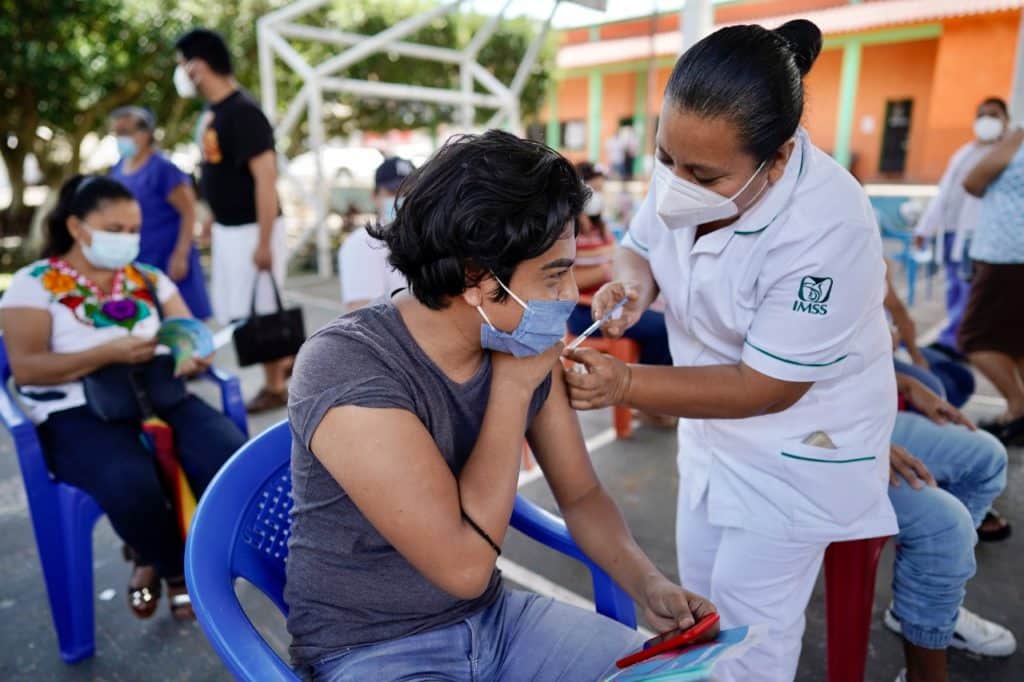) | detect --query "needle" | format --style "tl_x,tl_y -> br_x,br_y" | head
566,298 -> 628,351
